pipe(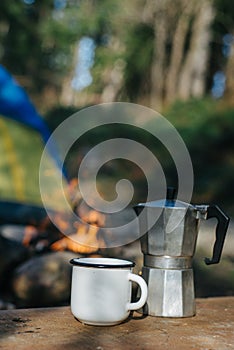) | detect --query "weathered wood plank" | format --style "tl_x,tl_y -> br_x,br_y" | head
0,297 -> 233,350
